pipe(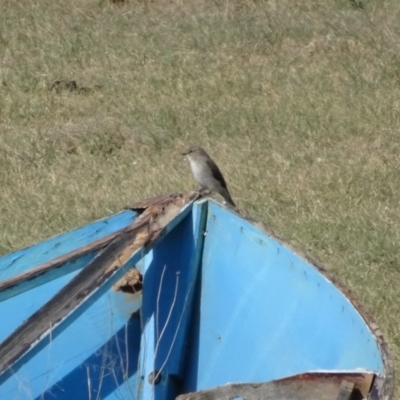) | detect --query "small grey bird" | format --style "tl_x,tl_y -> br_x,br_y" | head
182,146 -> 236,207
